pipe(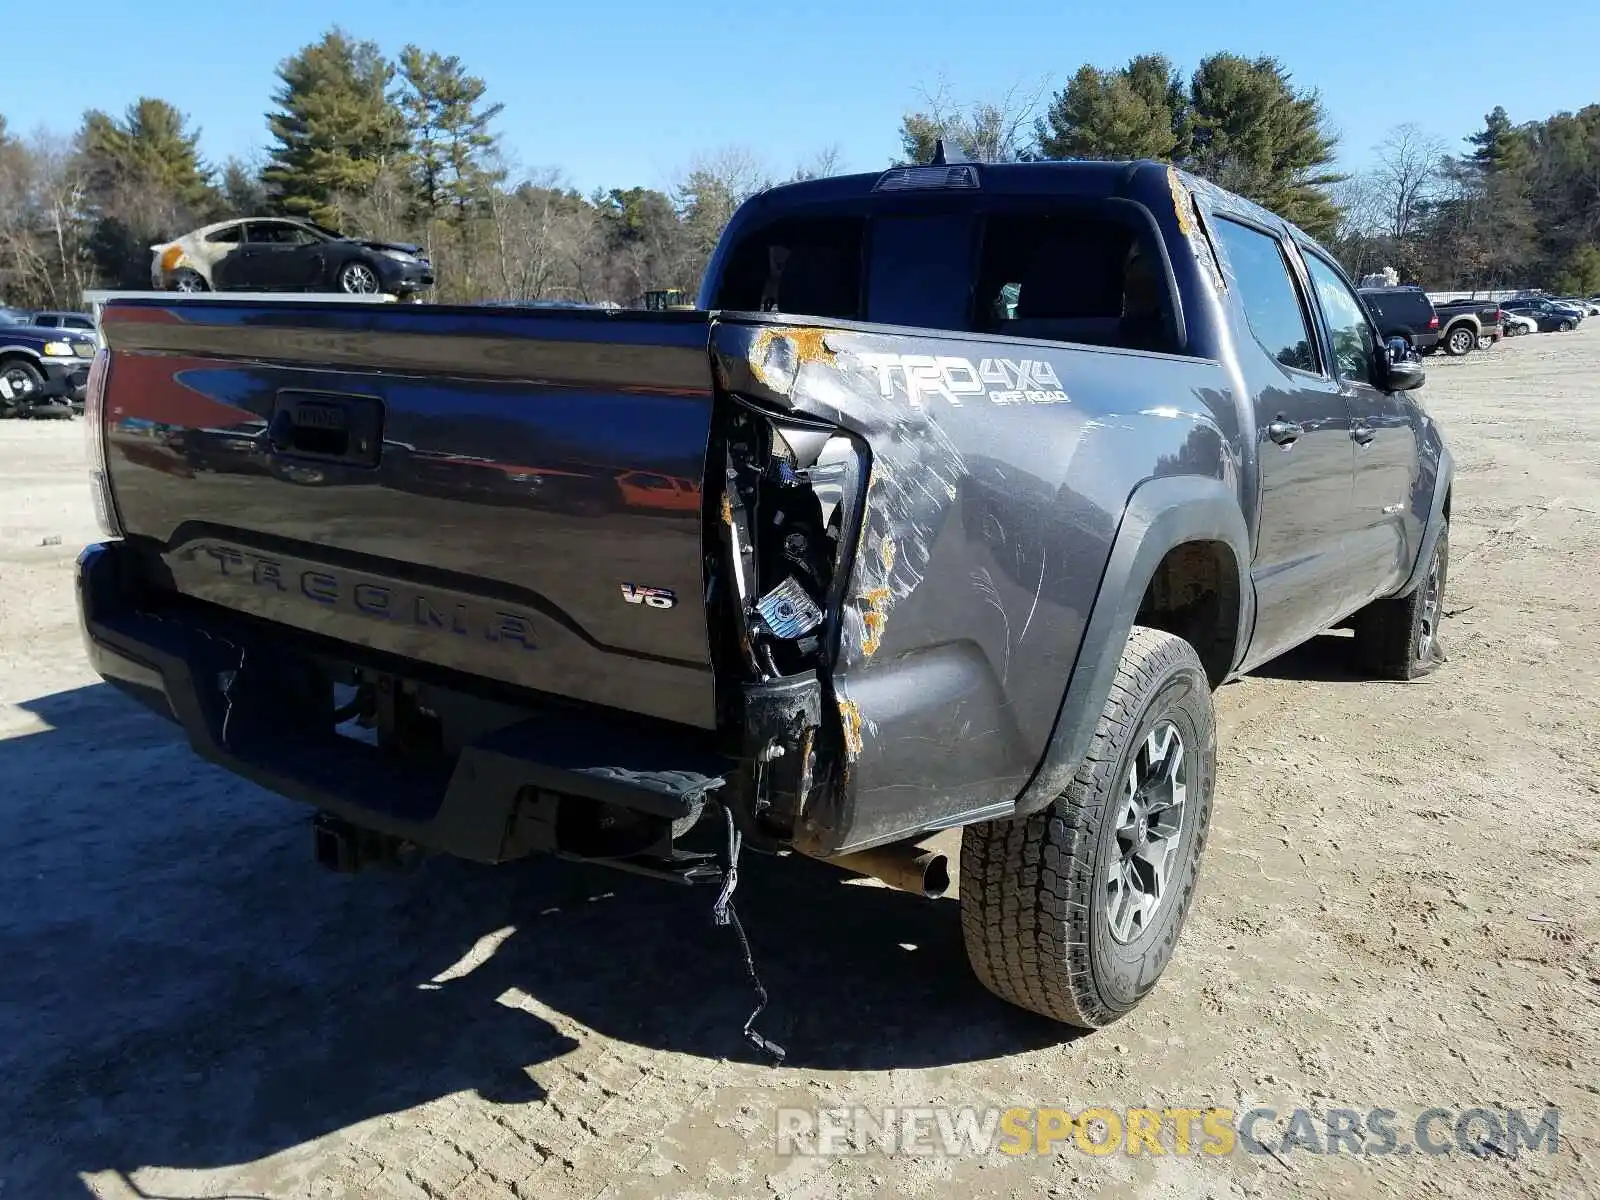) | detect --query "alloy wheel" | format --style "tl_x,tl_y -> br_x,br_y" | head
341,263 -> 380,294
1106,721 -> 1188,944
1417,555 -> 1442,662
